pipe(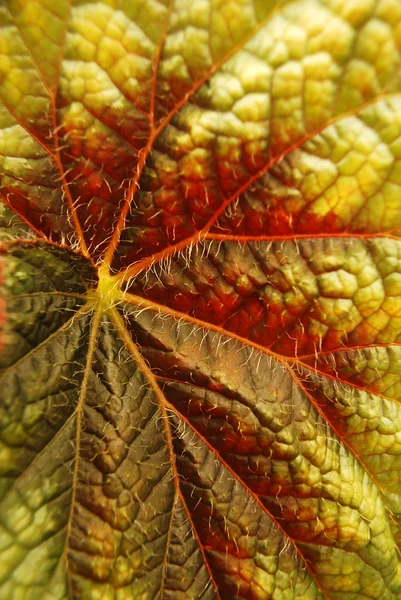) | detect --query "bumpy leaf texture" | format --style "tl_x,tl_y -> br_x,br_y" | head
1,0 -> 401,599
